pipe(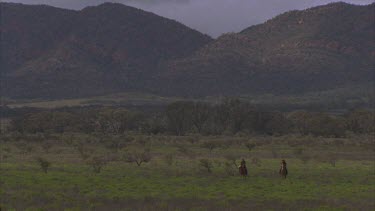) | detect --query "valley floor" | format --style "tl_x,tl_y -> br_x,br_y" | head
0,134 -> 374,210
